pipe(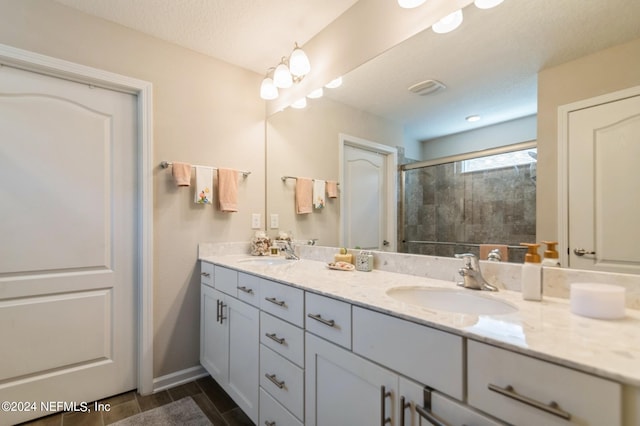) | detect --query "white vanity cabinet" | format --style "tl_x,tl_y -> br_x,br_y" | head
305,332 -> 398,426
200,264 -> 259,423
258,277 -> 306,424
467,340 -> 622,426
352,306 -> 464,400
